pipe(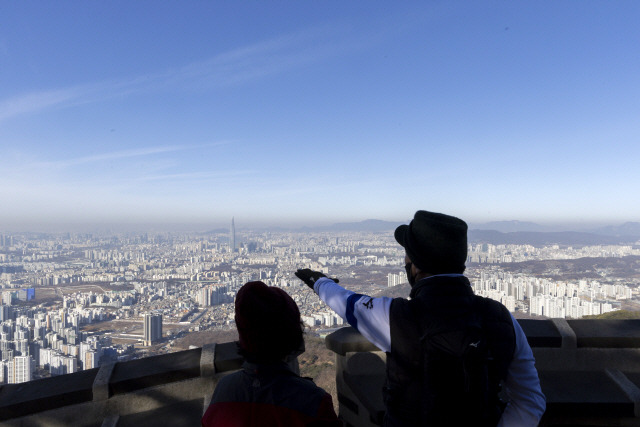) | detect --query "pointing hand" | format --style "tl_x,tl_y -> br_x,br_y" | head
295,269 -> 339,290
